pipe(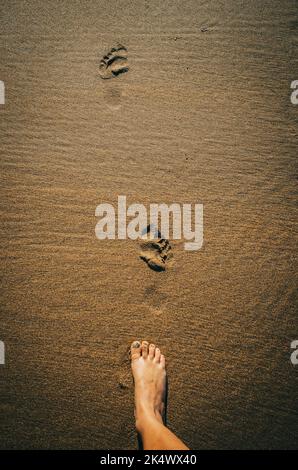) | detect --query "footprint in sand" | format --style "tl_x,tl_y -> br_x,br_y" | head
99,44 -> 129,79
103,86 -> 122,110
139,225 -> 173,272
117,343 -> 133,390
